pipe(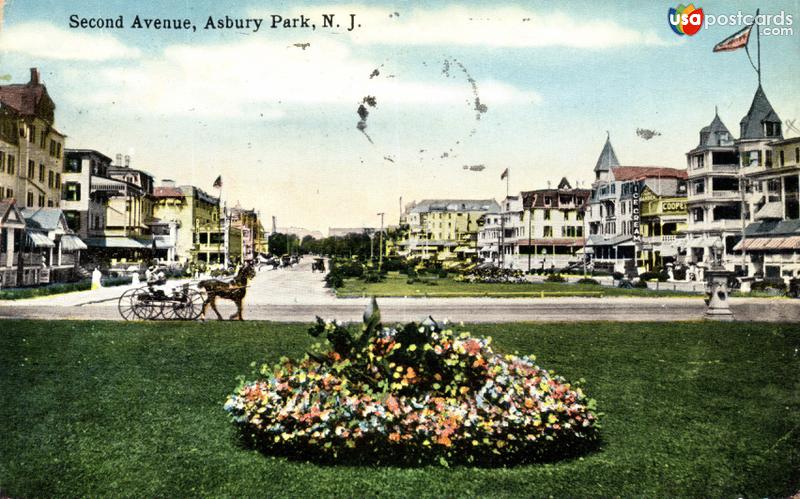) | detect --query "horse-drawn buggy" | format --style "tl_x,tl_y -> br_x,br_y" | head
312,257 -> 326,273
118,283 -> 205,320
117,262 -> 257,321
